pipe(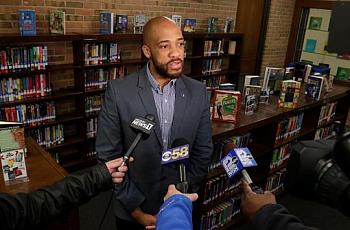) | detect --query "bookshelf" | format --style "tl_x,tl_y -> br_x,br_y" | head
0,32 -> 242,172
198,84 -> 350,229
